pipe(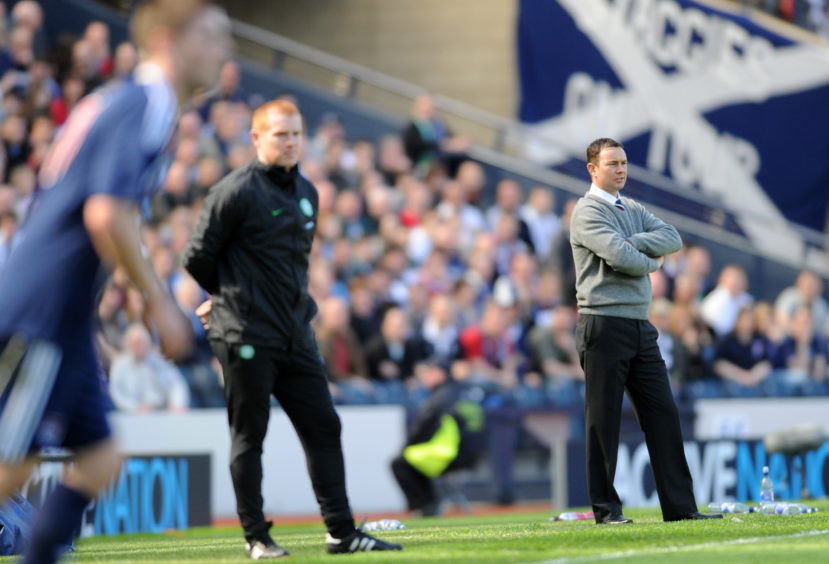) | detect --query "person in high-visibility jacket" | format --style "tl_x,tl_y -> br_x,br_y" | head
390,357 -> 485,516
